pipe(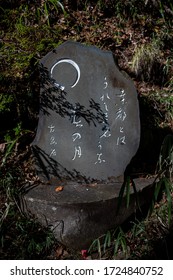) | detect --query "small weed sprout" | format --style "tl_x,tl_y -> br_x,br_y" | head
88,237 -> 102,259
113,227 -> 128,258
38,0 -> 67,26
